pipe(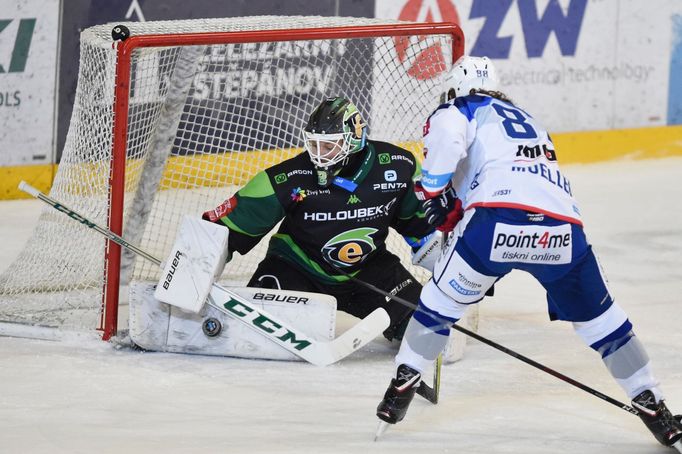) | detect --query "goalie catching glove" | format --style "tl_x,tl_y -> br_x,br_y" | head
414,181 -> 463,232
405,231 -> 442,273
